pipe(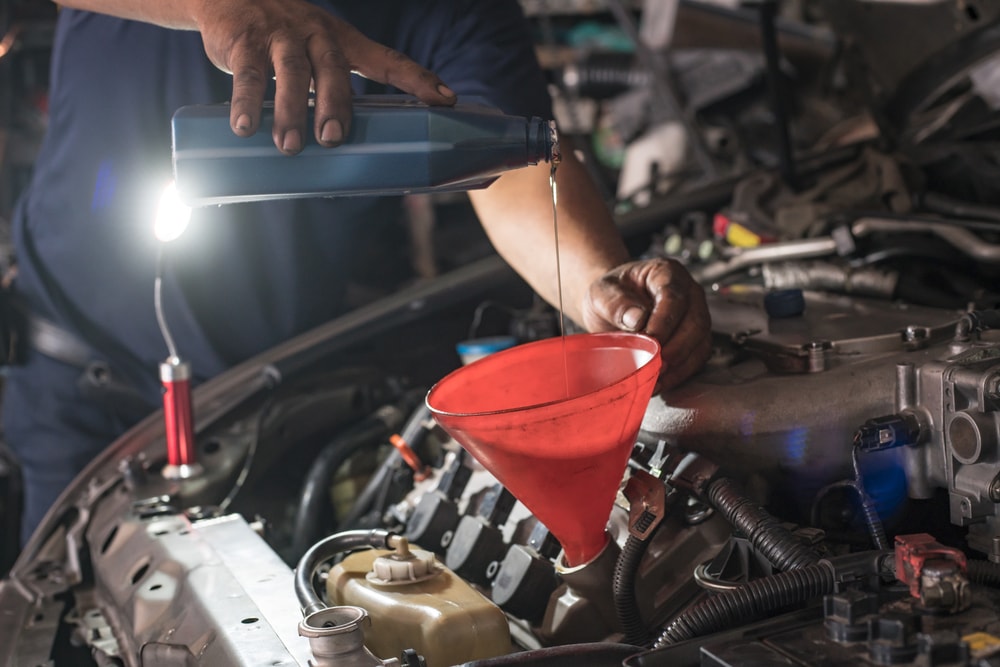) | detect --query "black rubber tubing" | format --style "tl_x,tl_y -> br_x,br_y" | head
968,559 -> 1000,587
289,406 -> 405,560
653,561 -> 836,648
295,528 -> 394,616
615,528 -> 656,646
707,477 -> 822,572
339,403 -> 433,529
